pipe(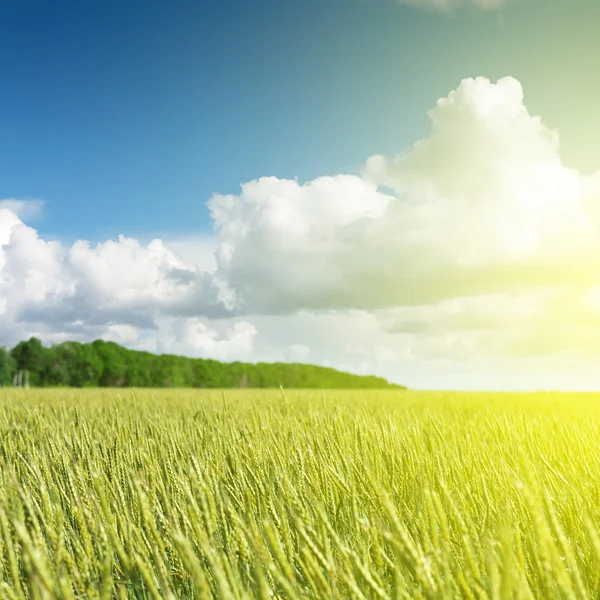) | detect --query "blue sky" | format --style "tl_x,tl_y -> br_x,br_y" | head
1,0 -> 597,243
3,0 -> 600,389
